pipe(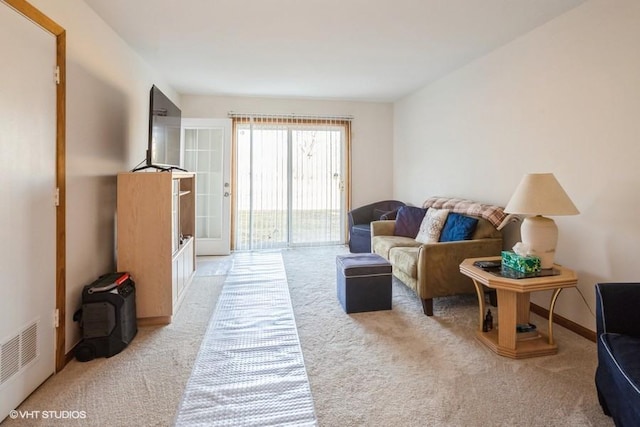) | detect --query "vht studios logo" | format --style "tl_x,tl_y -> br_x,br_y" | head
9,410 -> 87,420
